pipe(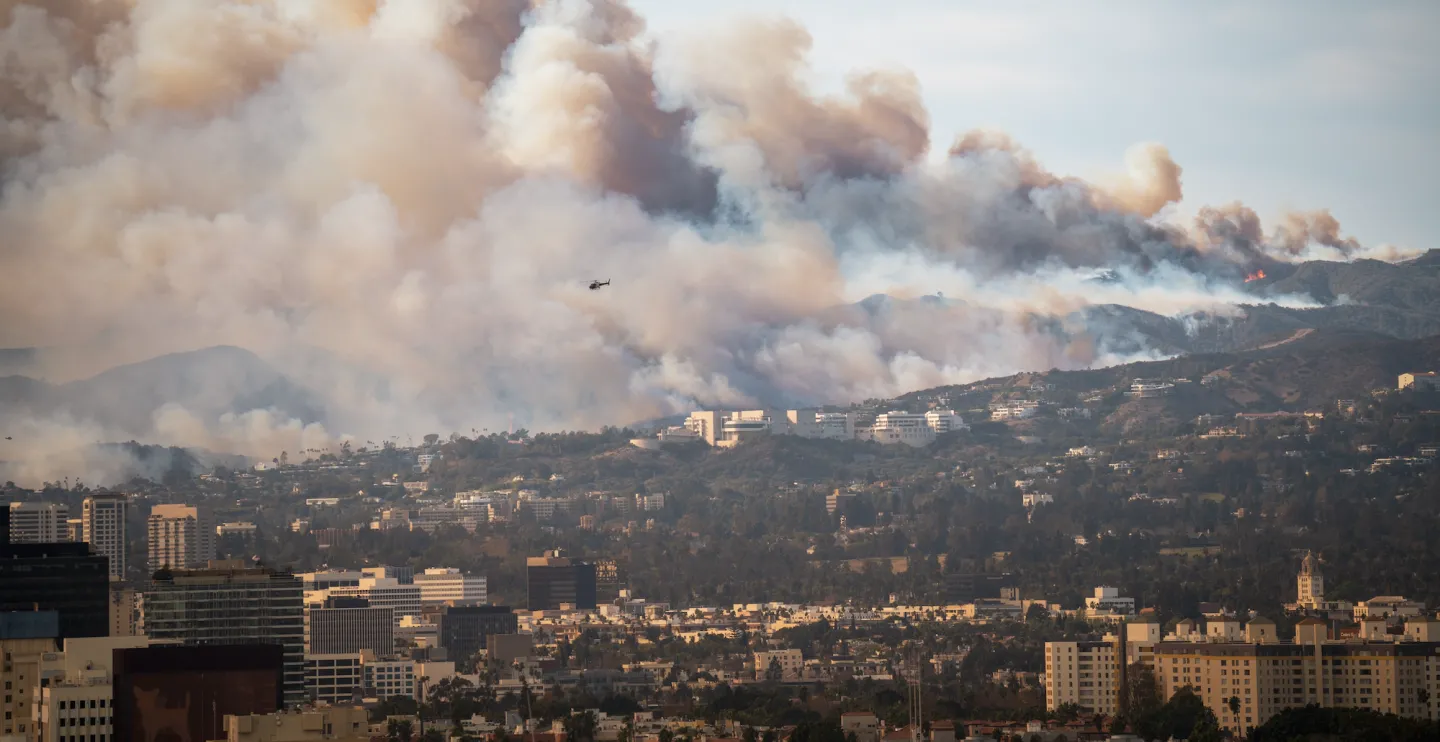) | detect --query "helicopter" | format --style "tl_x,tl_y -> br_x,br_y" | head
588,279 -> 611,290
